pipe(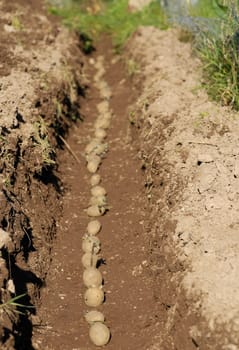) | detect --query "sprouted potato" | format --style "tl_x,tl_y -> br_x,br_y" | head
95,128 -> 107,140
82,235 -> 101,254
81,253 -> 98,268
